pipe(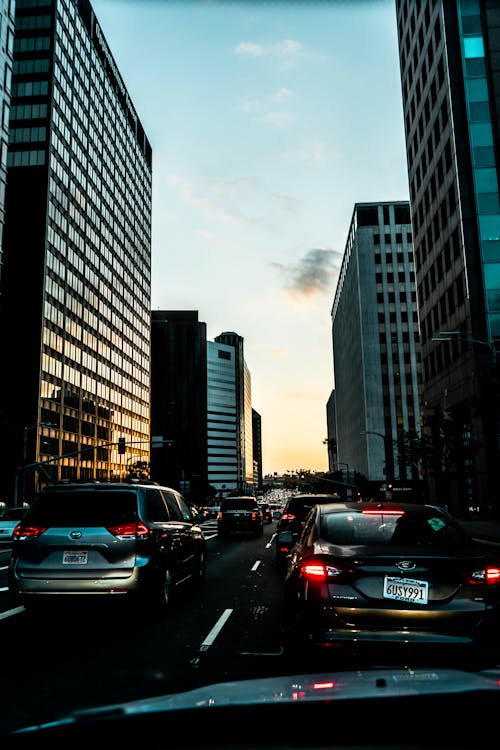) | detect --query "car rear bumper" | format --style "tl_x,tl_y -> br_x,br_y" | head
9,564 -> 145,597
